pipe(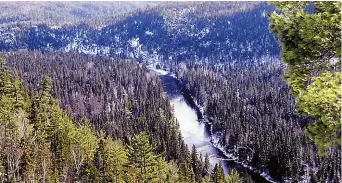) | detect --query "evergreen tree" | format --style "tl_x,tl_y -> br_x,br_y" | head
179,162 -> 196,183
80,159 -> 100,183
126,132 -> 159,182
268,1 -> 341,152
201,176 -> 211,183
0,57 -> 21,182
203,153 -> 210,177
19,141 -> 34,182
0,56 -> 208,182
211,162 -> 225,183
165,161 -> 180,183
70,122 -> 98,180
103,137 -> 127,183
191,145 -> 201,182
93,137 -> 106,181
29,76 -> 54,182
225,169 -> 240,183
